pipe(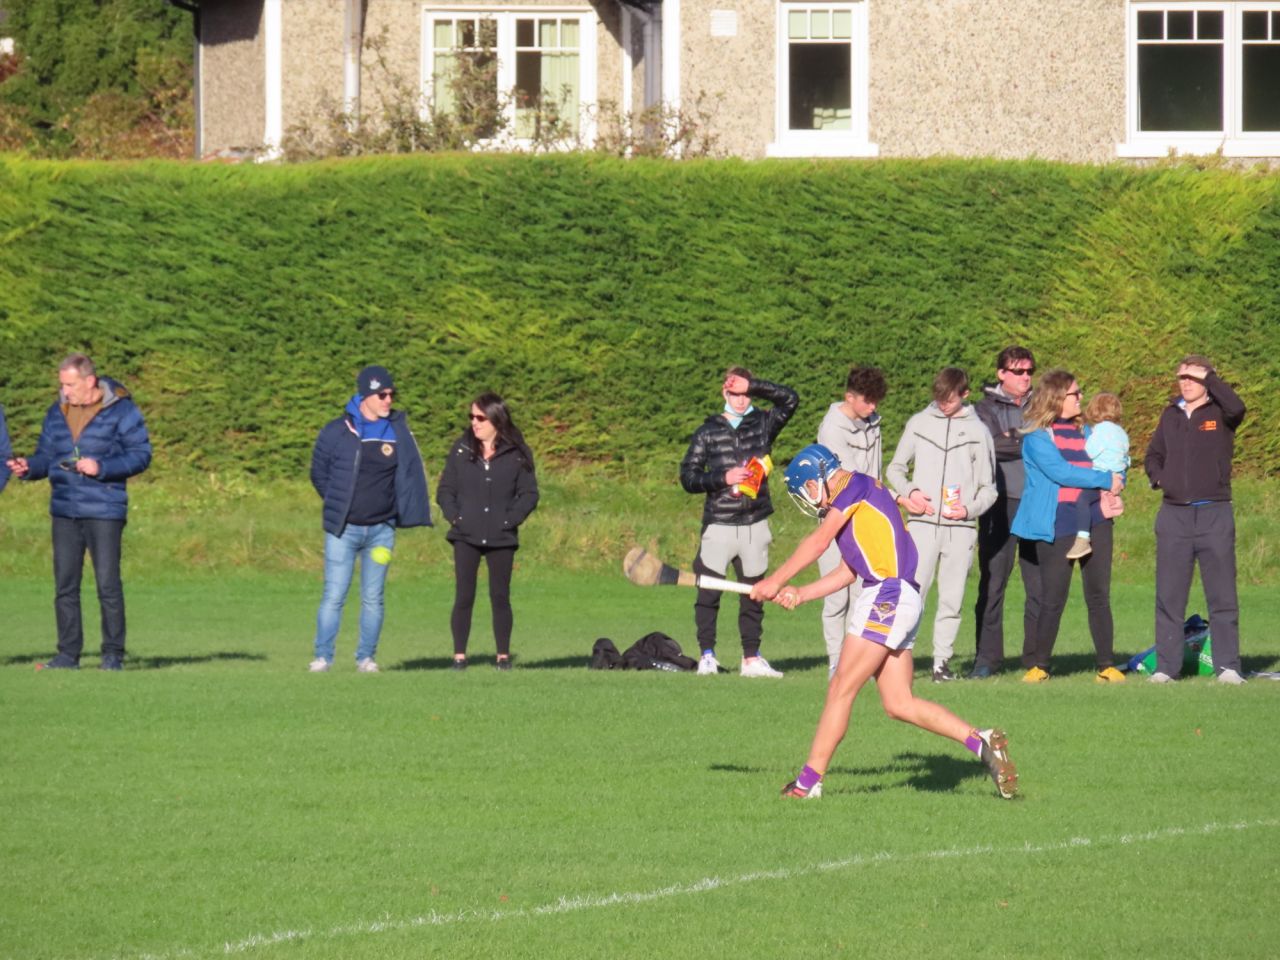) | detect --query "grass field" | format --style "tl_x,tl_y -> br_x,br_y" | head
2,479 -> 1279,960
